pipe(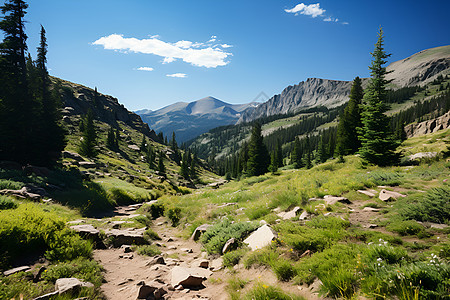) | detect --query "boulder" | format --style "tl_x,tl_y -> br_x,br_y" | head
222,238 -> 237,254
357,190 -> 377,197
128,144 -> 140,151
70,224 -> 105,249
104,228 -> 148,247
191,224 -> 212,241
120,244 -> 133,253
170,266 -> 212,288
408,152 -> 438,161
55,278 -> 94,294
323,195 -> 352,205
3,265 -> 31,276
0,186 -> 42,201
78,161 -> 97,168
280,206 -> 301,220
243,224 -> 277,251
62,151 -> 84,161
210,258 -> 223,271
379,189 -> 406,201
363,207 -> 380,212
299,211 -> 311,220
